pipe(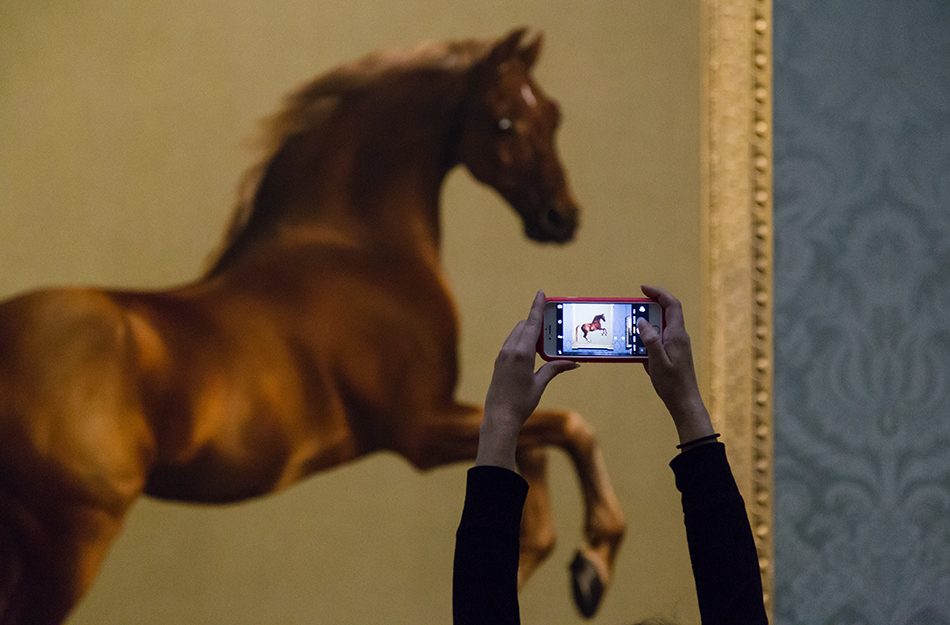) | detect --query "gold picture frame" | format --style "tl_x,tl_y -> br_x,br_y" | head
702,0 -> 774,616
